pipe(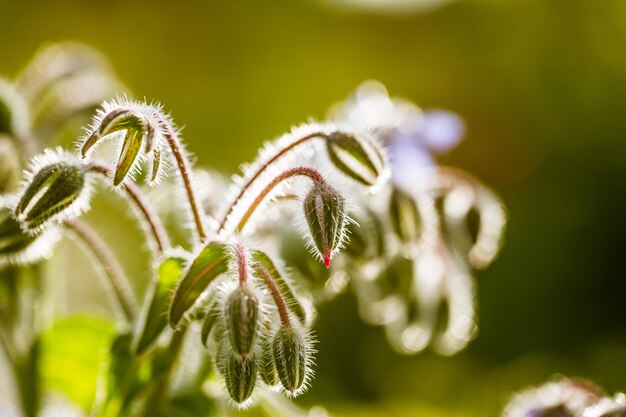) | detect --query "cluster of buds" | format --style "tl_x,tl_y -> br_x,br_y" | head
502,378 -> 626,417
